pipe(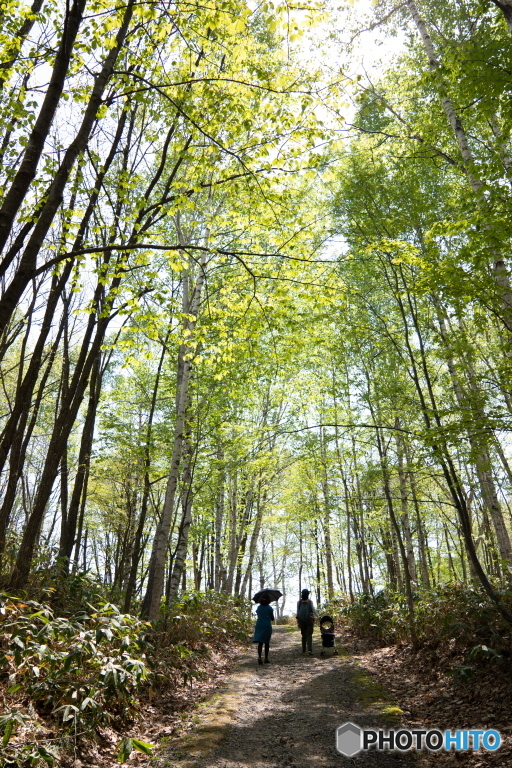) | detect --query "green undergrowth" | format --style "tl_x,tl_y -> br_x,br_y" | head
340,584 -> 512,674
0,585 -> 251,767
